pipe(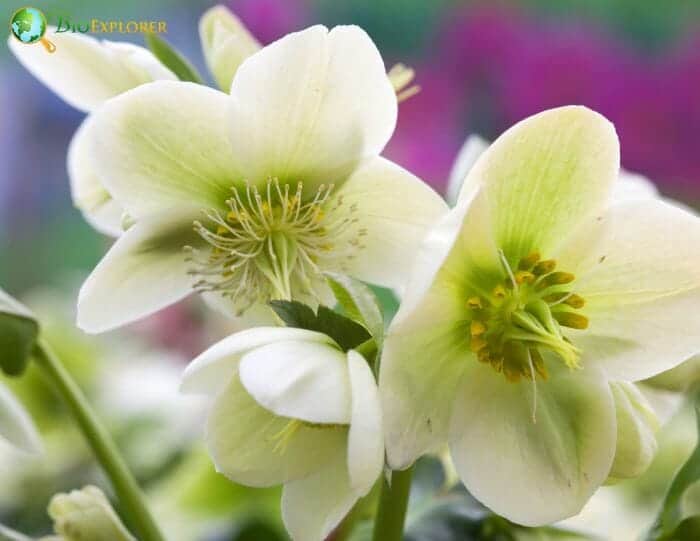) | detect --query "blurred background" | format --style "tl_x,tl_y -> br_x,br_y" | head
0,1 -> 699,539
